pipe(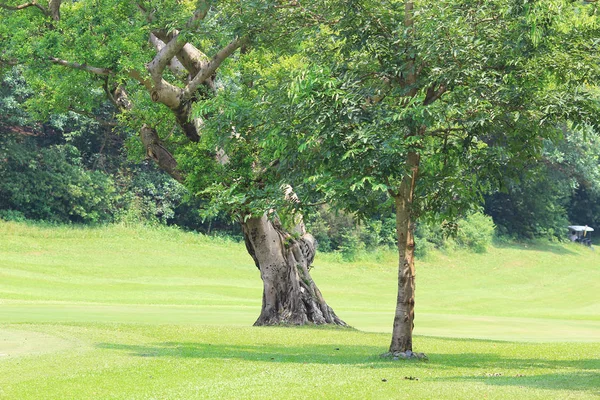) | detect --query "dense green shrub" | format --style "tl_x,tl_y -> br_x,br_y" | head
305,206 -> 358,252
0,136 -> 118,223
455,212 -> 496,253
306,204 -> 497,257
415,212 -> 495,256
115,165 -> 188,226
